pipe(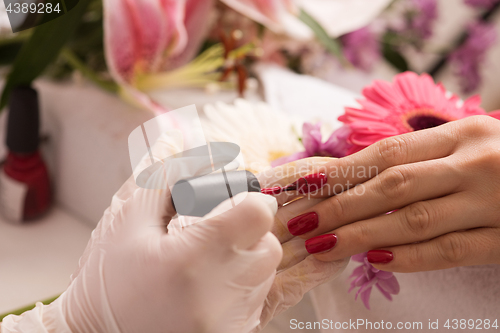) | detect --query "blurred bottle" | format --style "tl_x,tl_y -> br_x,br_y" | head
0,86 -> 51,222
